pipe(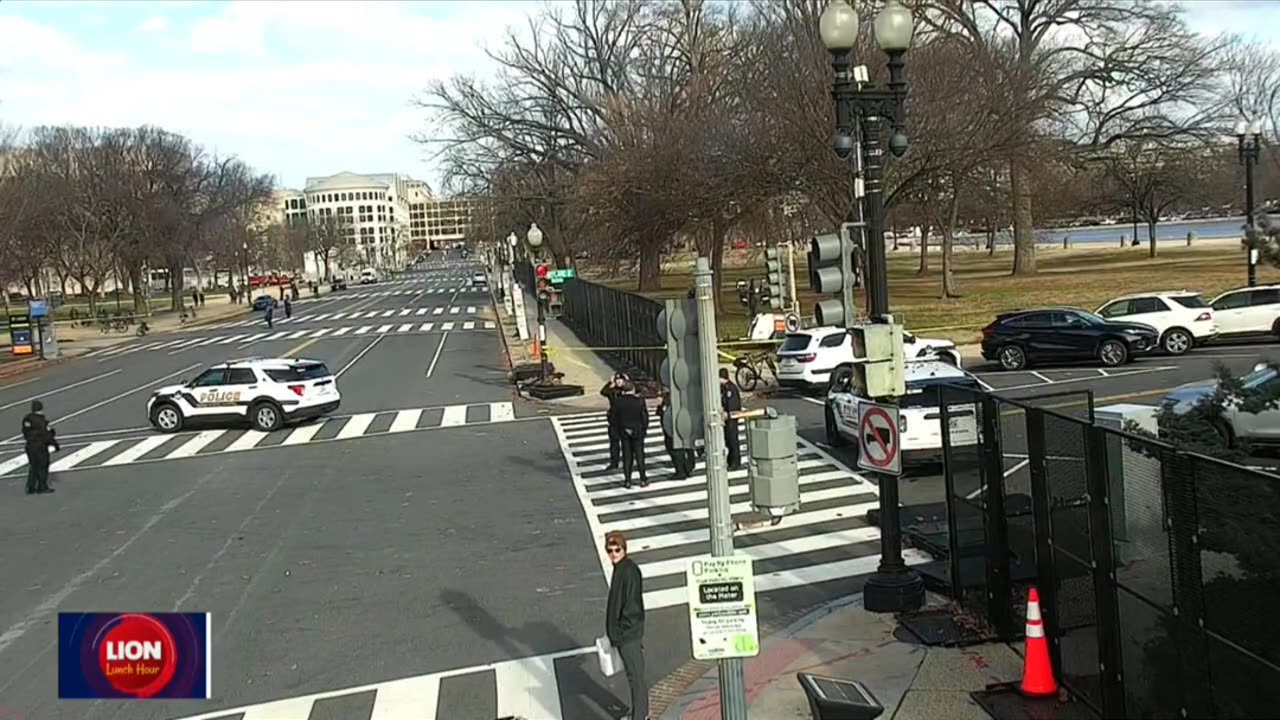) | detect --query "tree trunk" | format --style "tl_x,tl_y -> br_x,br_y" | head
986,226 -> 996,256
1009,153 -> 1037,275
710,218 -> 728,314
129,263 -> 147,316
167,259 -> 187,313
1148,220 -> 1158,258
637,241 -> 662,292
321,251 -> 331,281
917,224 -> 930,274
941,184 -> 962,298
